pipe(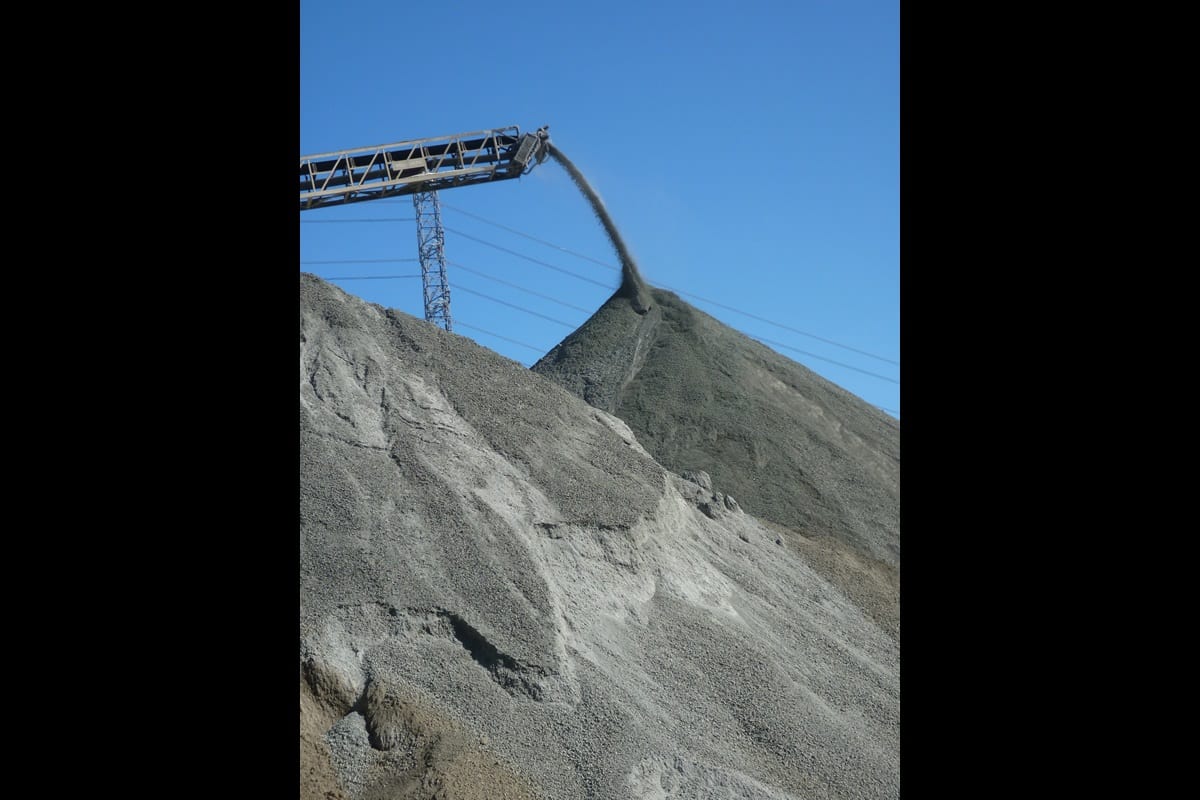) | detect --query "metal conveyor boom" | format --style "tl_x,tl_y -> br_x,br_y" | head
299,125 -> 551,211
